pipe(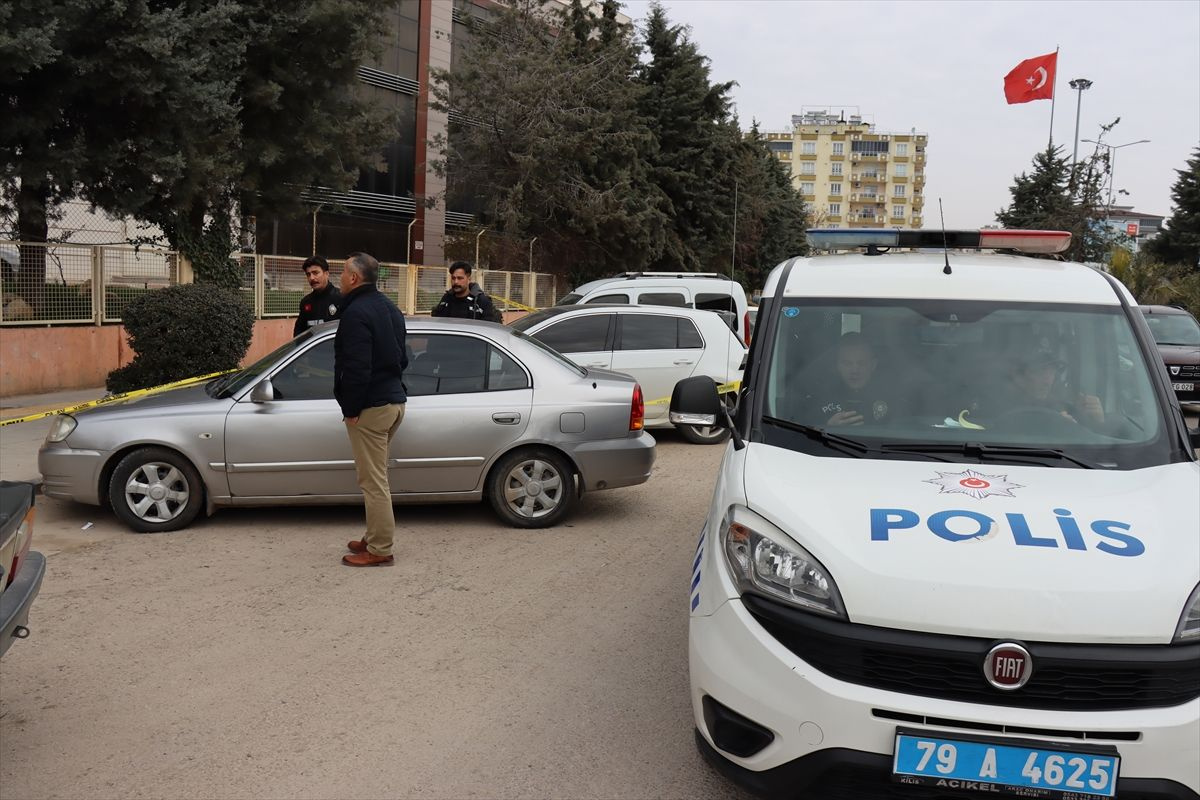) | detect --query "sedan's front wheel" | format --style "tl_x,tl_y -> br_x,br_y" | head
108,447 -> 204,533
487,448 -> 577,528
